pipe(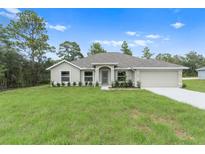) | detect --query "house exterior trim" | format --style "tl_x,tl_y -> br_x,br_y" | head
46,60 -> 81,70
133,67 -> 188,70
